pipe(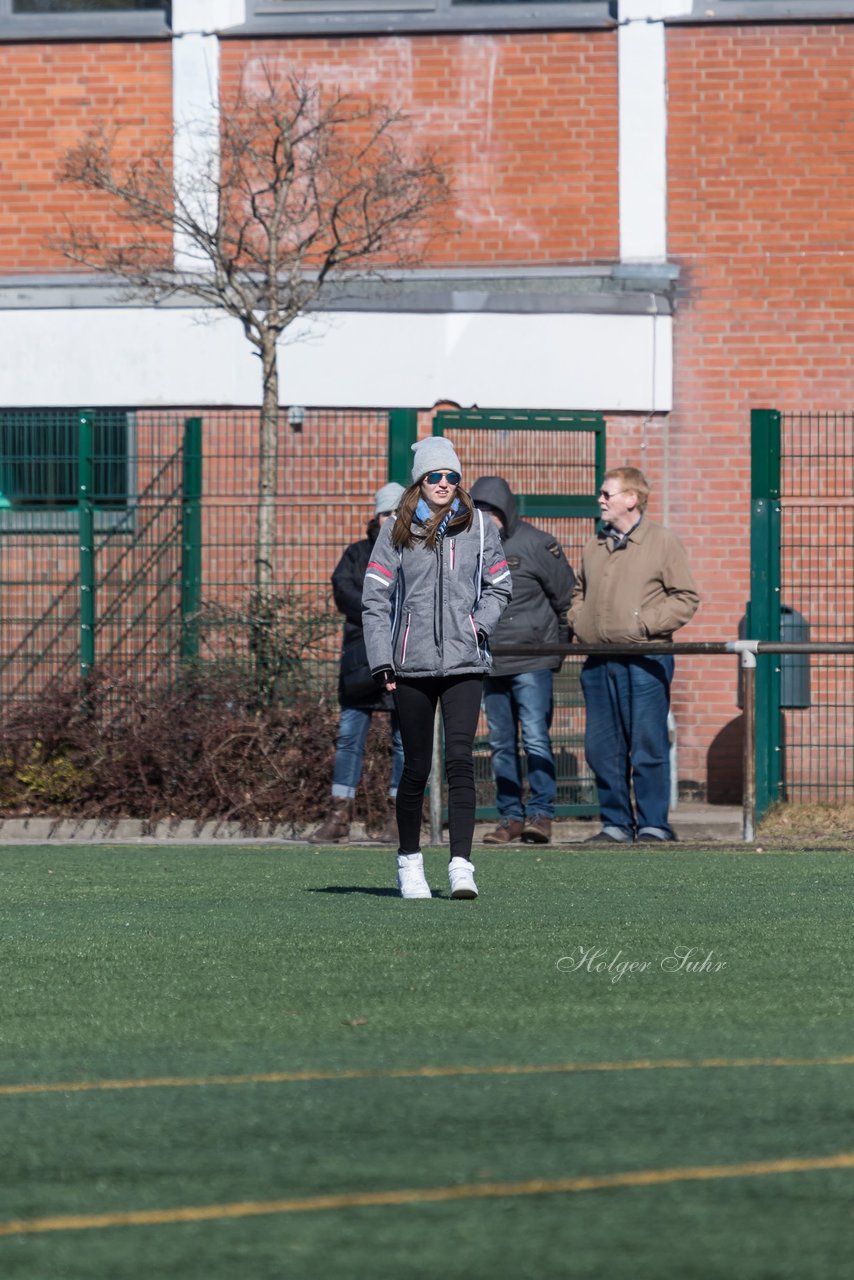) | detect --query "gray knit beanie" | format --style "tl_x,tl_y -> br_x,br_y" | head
373,481 -> 405,517
410,436 -> 463,484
